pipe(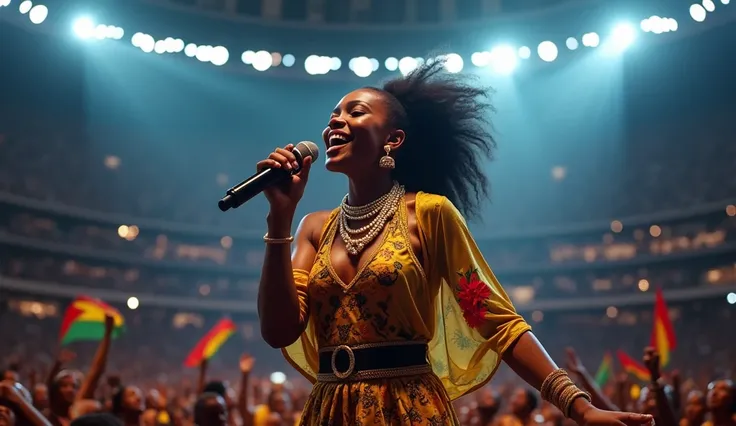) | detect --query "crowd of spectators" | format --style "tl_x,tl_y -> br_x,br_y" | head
1,195 -> 734,268
1,296 -> 733,426
2,243 -> 735,302
1,198 -> 734,302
